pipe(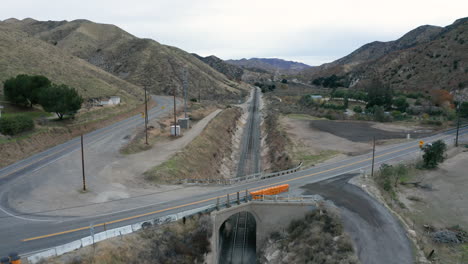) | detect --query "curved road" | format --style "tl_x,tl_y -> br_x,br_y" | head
0,105 -> 466,259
